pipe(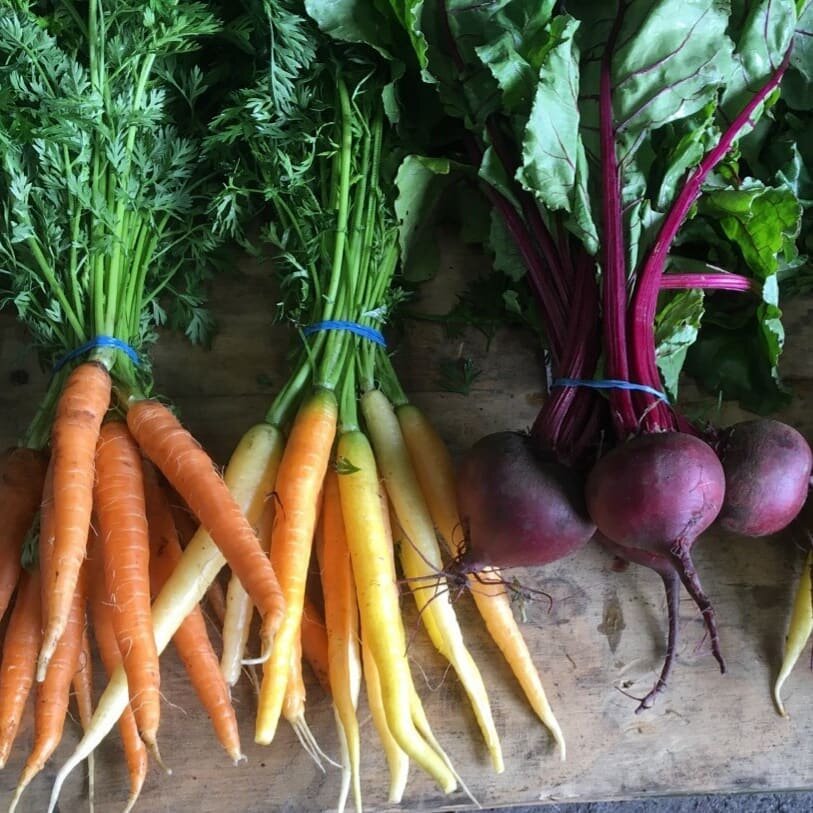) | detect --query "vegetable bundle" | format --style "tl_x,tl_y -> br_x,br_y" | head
0,0 -> 811,810
44,2 -> 566,809
384,0 -> 813,711
0,2 -> 286,808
